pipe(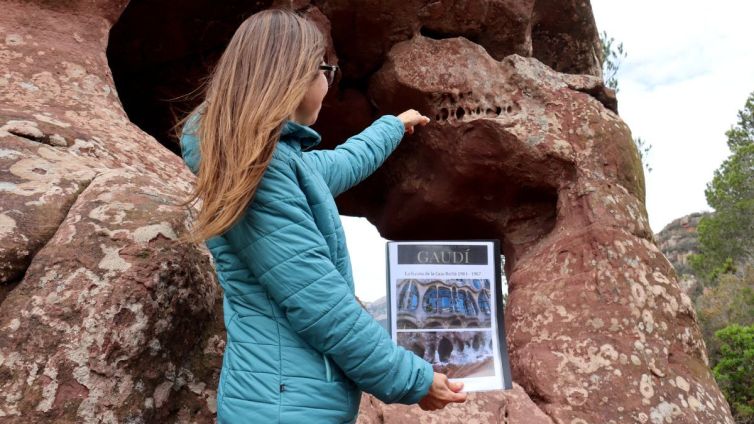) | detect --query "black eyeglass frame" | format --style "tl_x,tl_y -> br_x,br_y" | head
319,64 -> 339,86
